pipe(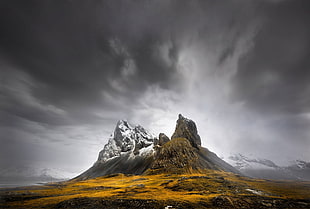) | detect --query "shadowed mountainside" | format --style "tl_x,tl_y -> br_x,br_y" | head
146,137 -> 238,175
